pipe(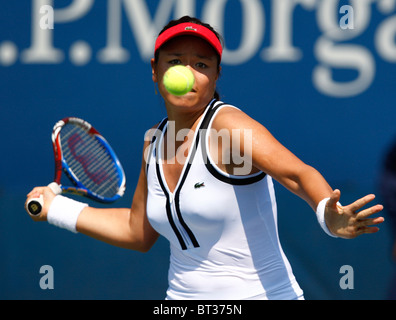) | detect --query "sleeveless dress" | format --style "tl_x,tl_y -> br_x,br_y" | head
146,99 -> 304,300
